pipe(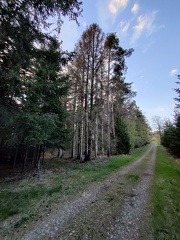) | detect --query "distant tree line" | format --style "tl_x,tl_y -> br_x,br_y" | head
0,1 -> 150,171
